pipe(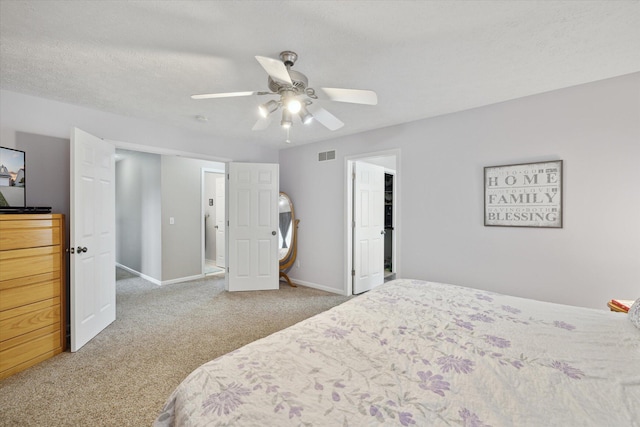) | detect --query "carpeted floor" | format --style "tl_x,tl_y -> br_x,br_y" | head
0,269 -> 352,426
